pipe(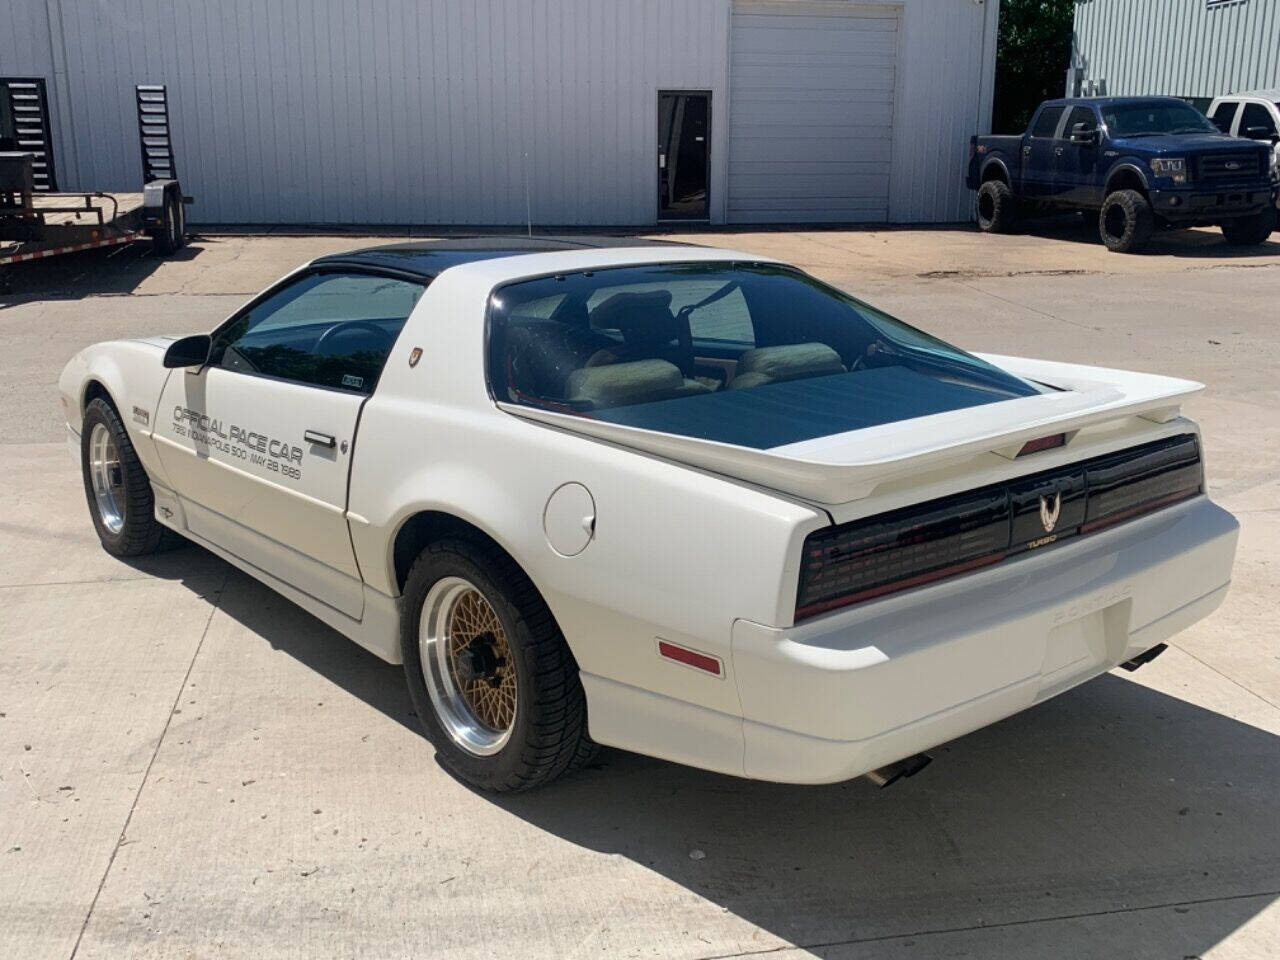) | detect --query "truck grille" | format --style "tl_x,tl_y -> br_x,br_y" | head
1194,151 -> 1264,181
795,435 -> 1203,621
